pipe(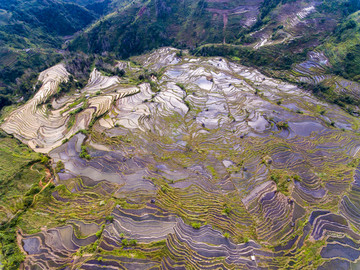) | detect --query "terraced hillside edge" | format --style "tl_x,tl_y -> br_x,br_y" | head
2,48 -> 360,269
0,0 -> 124,111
